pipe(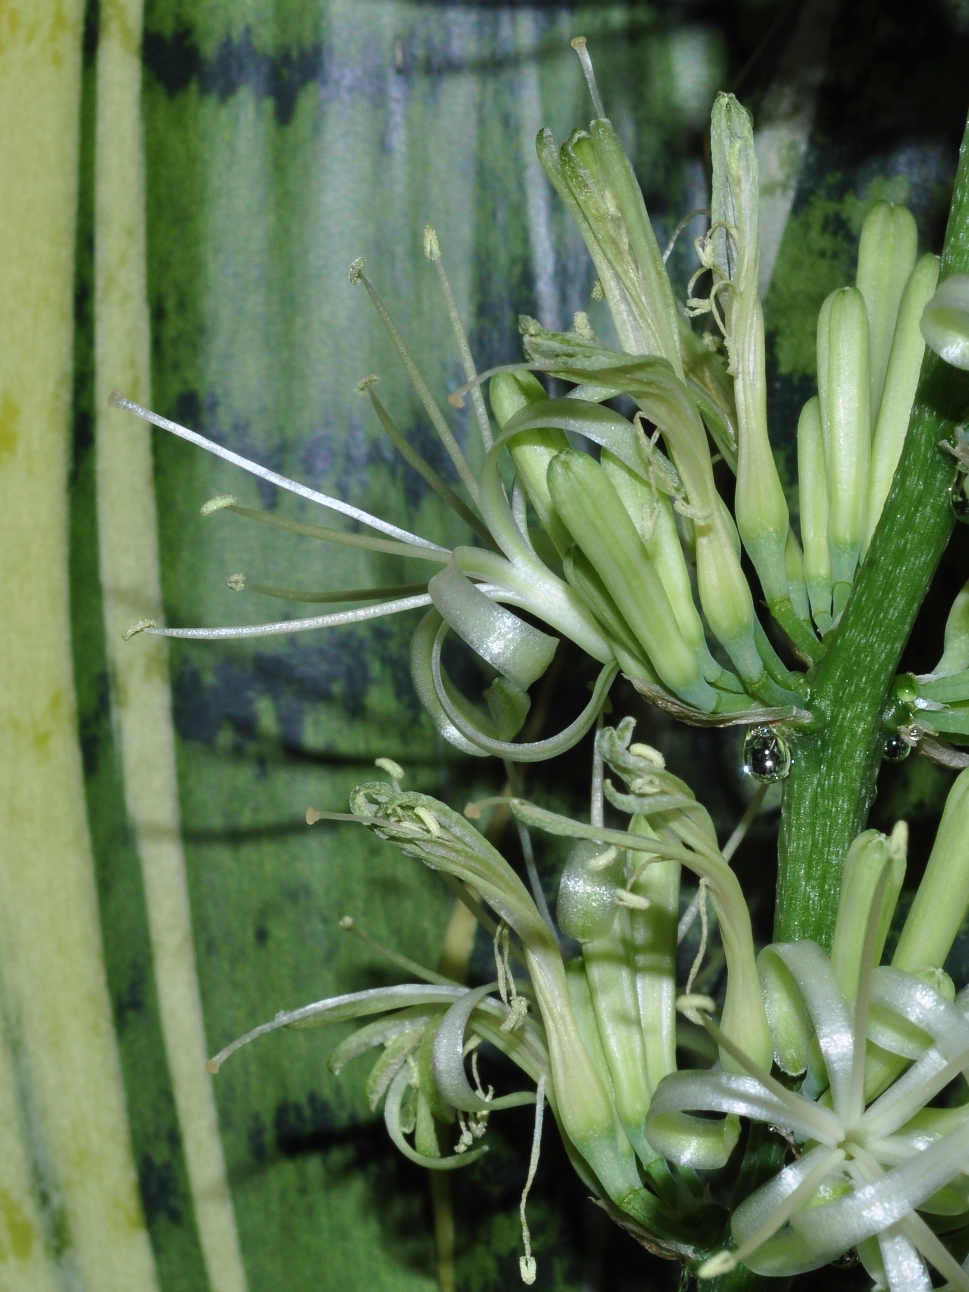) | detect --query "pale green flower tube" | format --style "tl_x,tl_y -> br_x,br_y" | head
797,396 -> 833,631
856,202 -> 918,420
627,815 -> 679,1094
489,371 -> 572,554
710,94 -> 793,622
817,286 -> 872,613
864,253 -> 941,550
830,827 -> 906,1002
893,769 -> 969,973
935,579 -> 969,676
547,450 -> 718,710
536,123 -> 683,374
